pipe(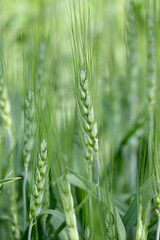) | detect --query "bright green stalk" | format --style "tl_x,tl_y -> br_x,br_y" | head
156,215 -> 160,240
59,175 -> 79,240
23,90 -> 36,228
155,196 -> 160,240
28,139 -> 48,240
